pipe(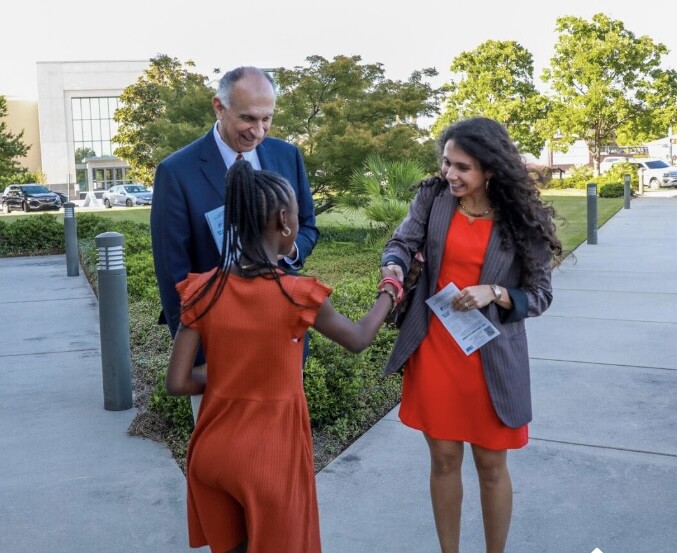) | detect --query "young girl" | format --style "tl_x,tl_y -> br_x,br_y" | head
166,160 -> 401,553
